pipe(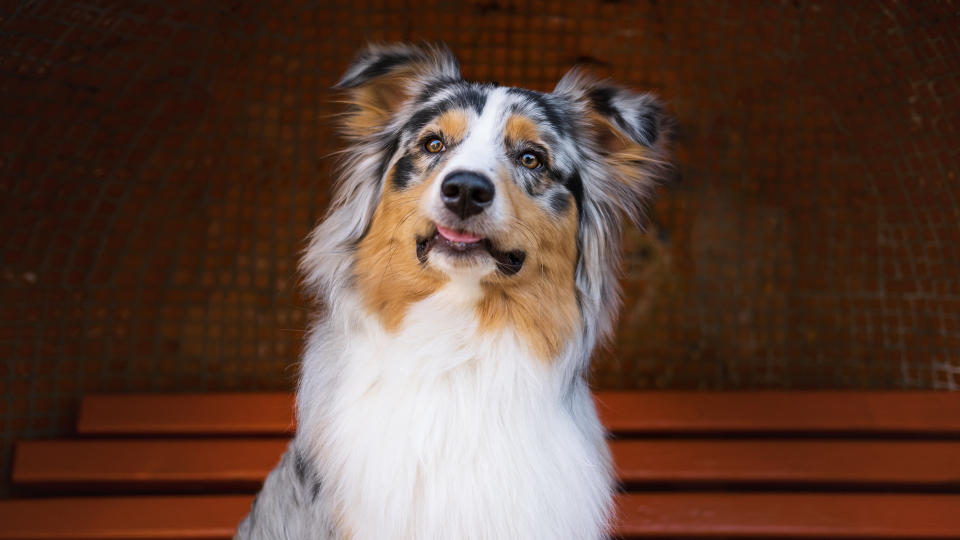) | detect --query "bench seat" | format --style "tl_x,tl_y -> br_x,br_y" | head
3,493 -> 960,539
14,438 -> 960,490
3,391 -> 960,538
